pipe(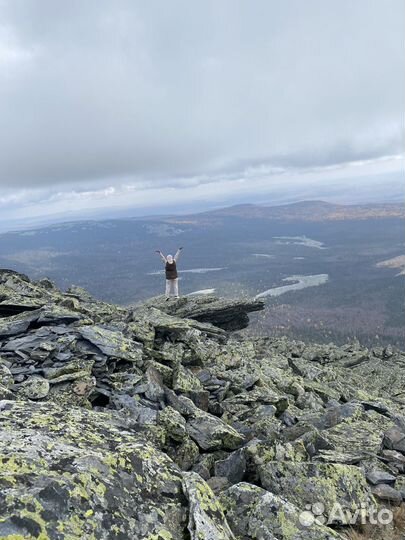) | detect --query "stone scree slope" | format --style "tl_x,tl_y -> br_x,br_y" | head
0,269 -> 405,539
